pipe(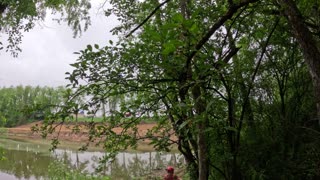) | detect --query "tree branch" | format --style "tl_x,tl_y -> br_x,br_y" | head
186,0 -> 259,67
237,18 -> 280,144
125,0 -> 171,38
